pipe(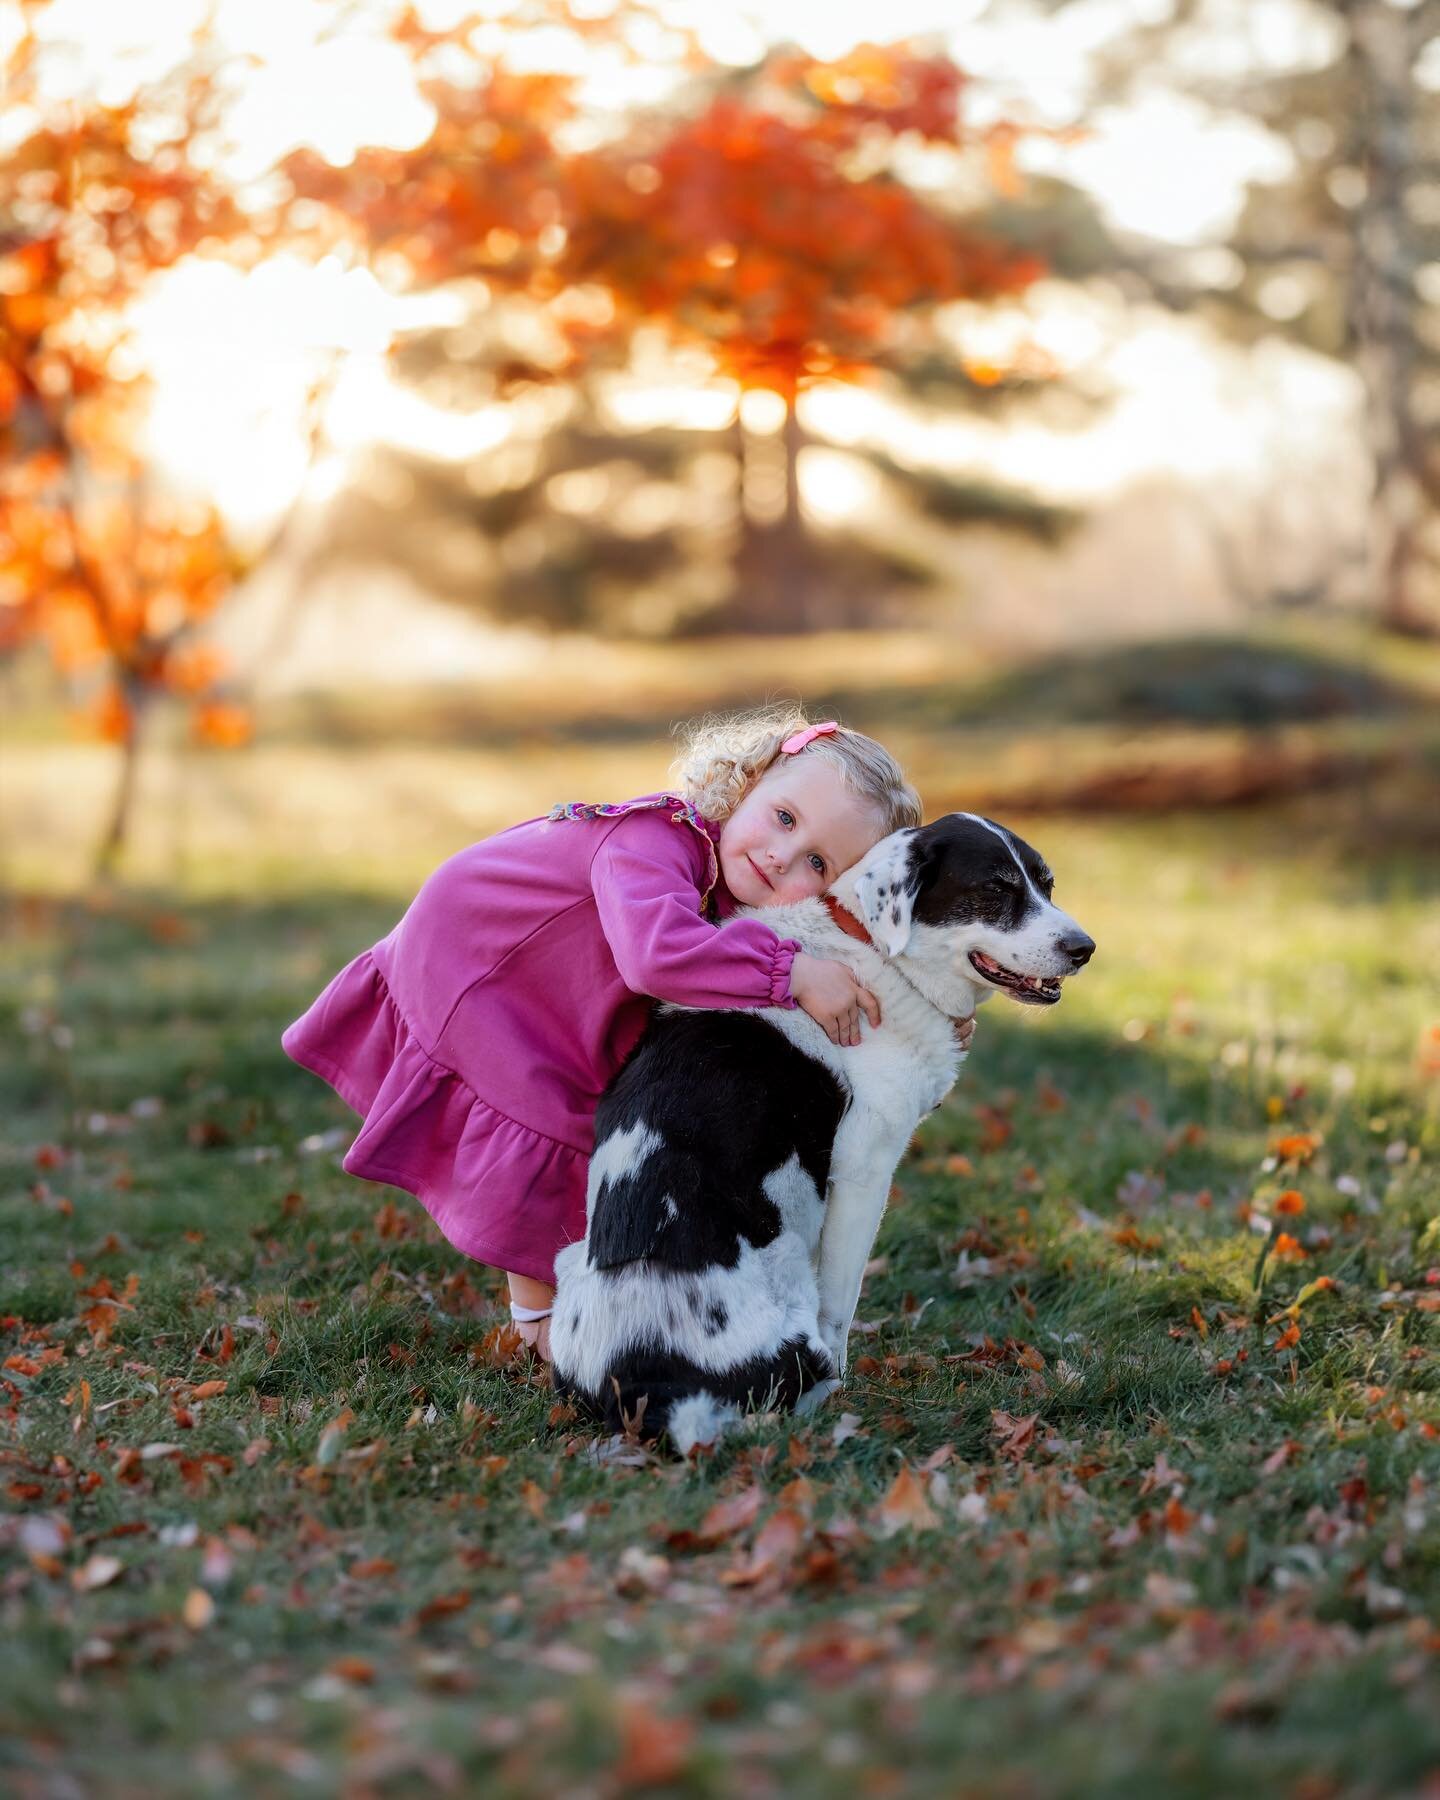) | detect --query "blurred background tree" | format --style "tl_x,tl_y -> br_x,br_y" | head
1078,0 -> 1440,635
3,0 -> 1437,886
281,13 -> 1063,636
0,7 -> 262,872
